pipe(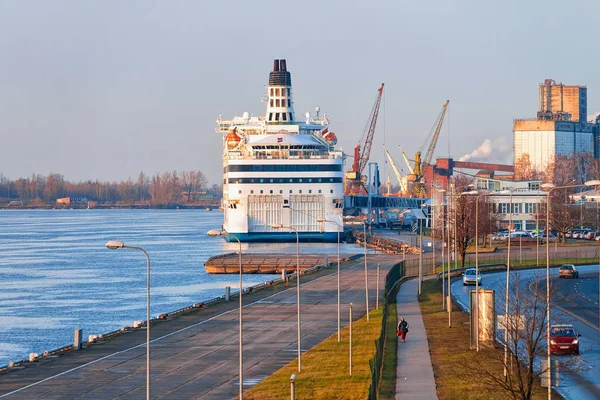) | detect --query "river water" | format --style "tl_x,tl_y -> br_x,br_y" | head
0,209 -> 363,366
